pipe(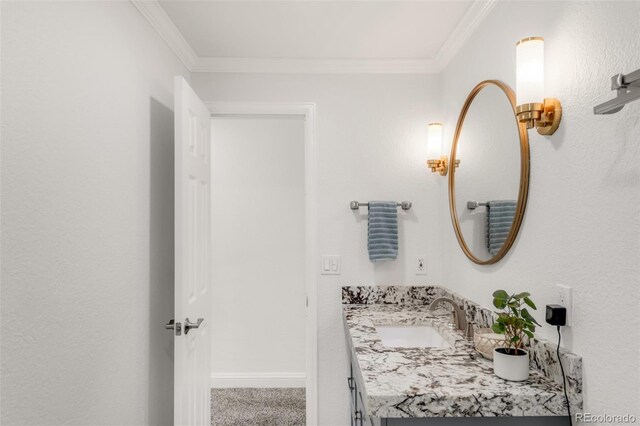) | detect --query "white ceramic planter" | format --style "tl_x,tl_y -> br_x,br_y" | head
493,347 -> 530,381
